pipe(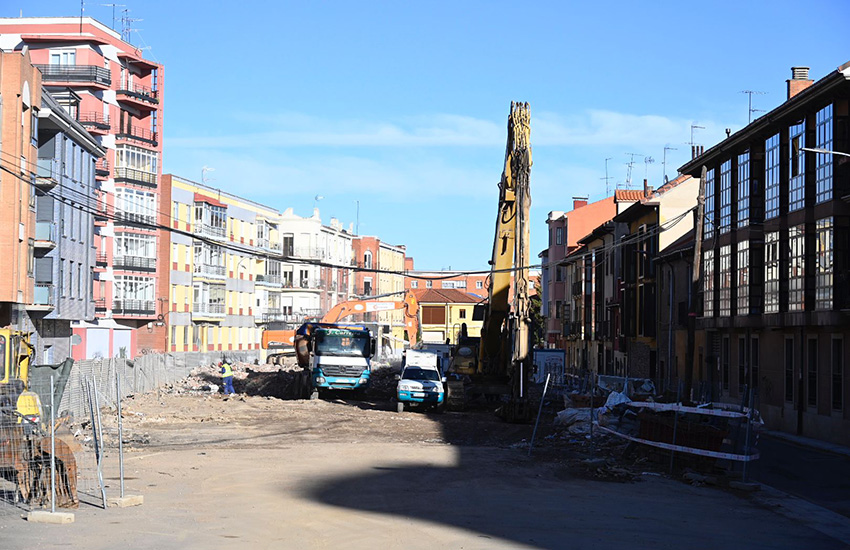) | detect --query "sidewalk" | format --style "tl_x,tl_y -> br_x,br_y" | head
764,430 -> 850,459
